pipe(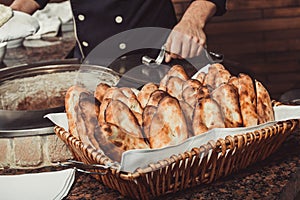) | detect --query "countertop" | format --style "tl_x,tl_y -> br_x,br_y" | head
1,129 -> 300,200
1,32 -> 300,200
